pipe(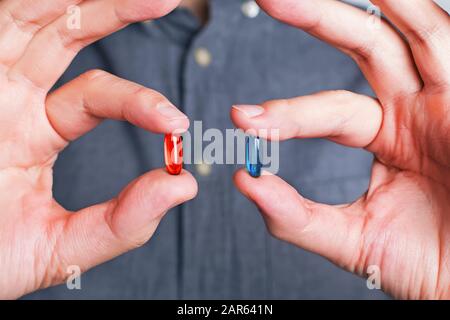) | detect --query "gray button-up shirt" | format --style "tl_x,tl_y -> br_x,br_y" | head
28,0 -> 387,299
